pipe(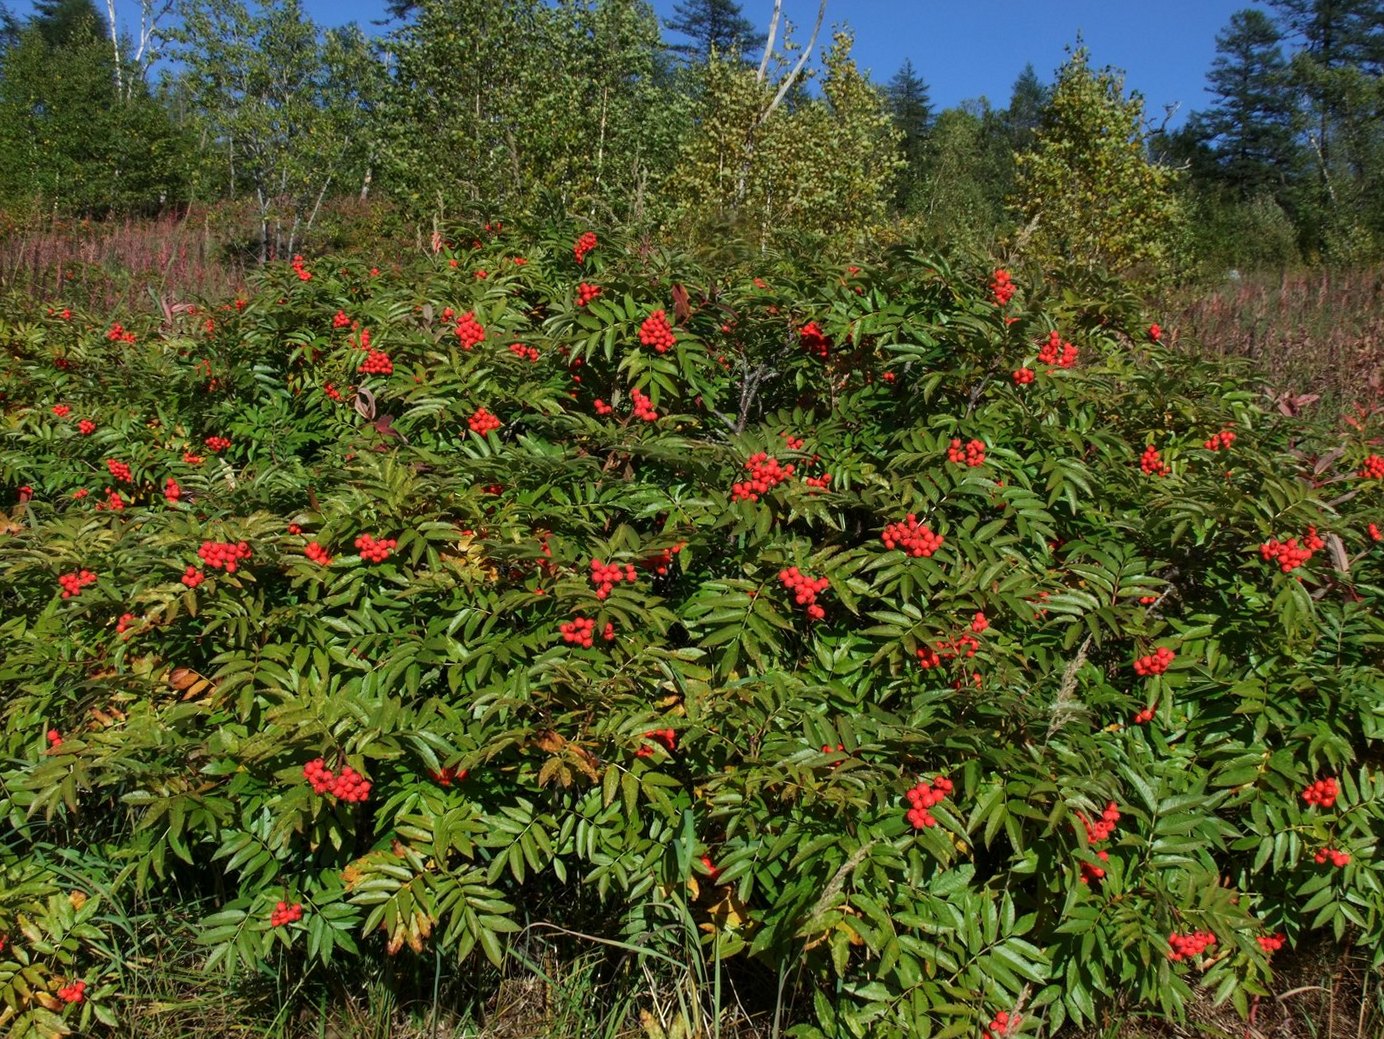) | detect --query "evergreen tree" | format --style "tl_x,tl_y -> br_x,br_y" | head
663,0 -> 762,61
1004,63 -> 1049,153
886,58 -> 931,207
1200,8 -> 1300,195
